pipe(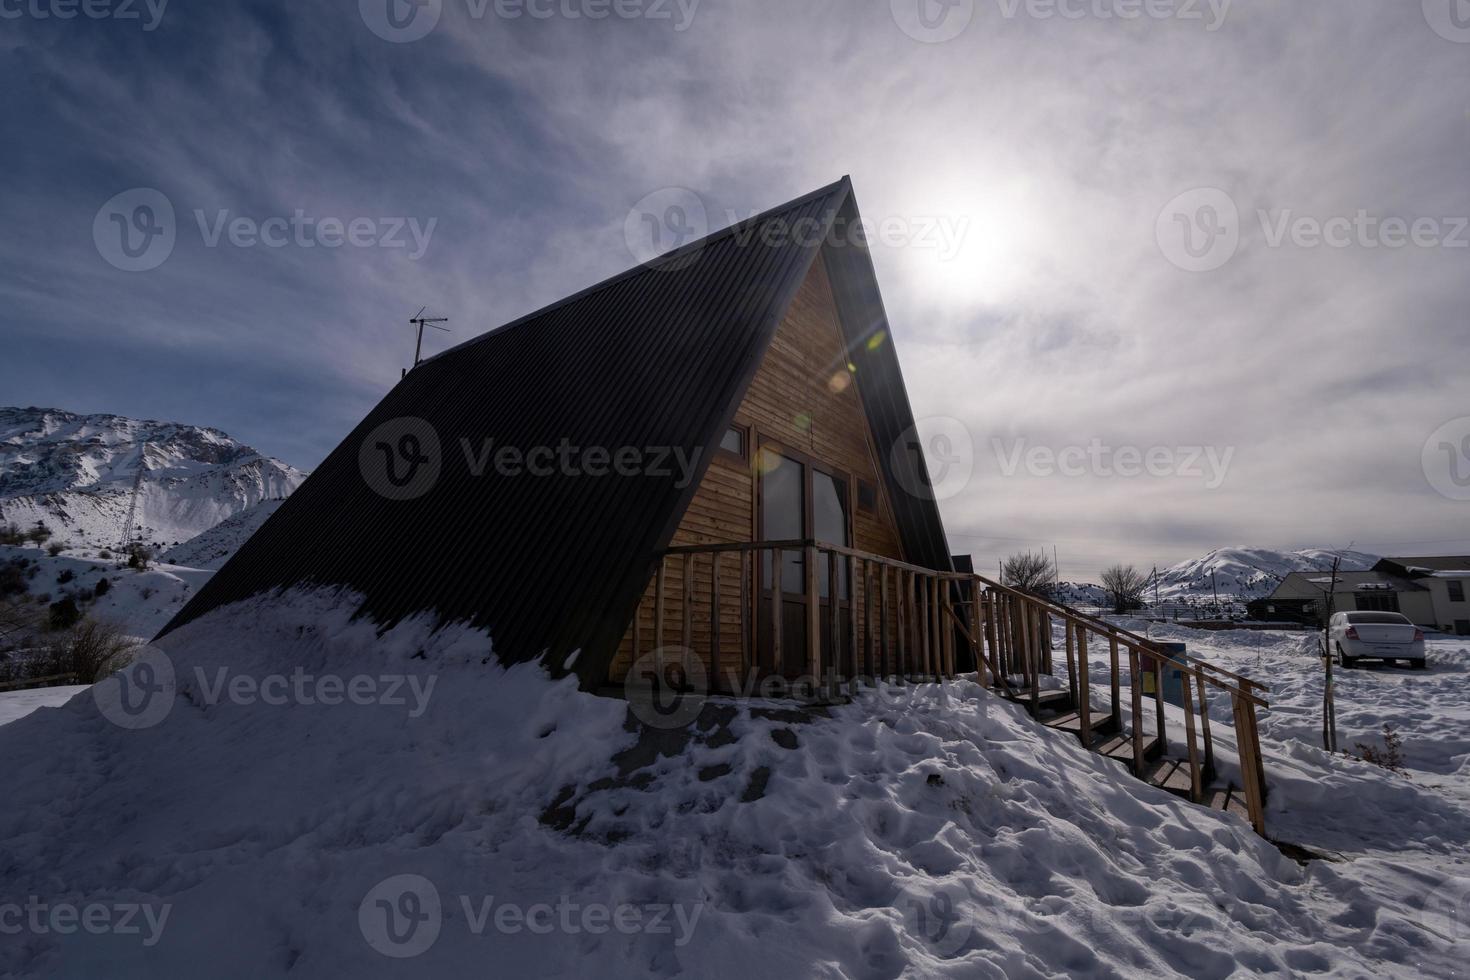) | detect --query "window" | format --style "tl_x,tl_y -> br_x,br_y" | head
812,470 -> 850,599
857,479 -> 878,514
1354,593 -> 1400,613
1449,580 -> 1465,603
719,426 -> 747,460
